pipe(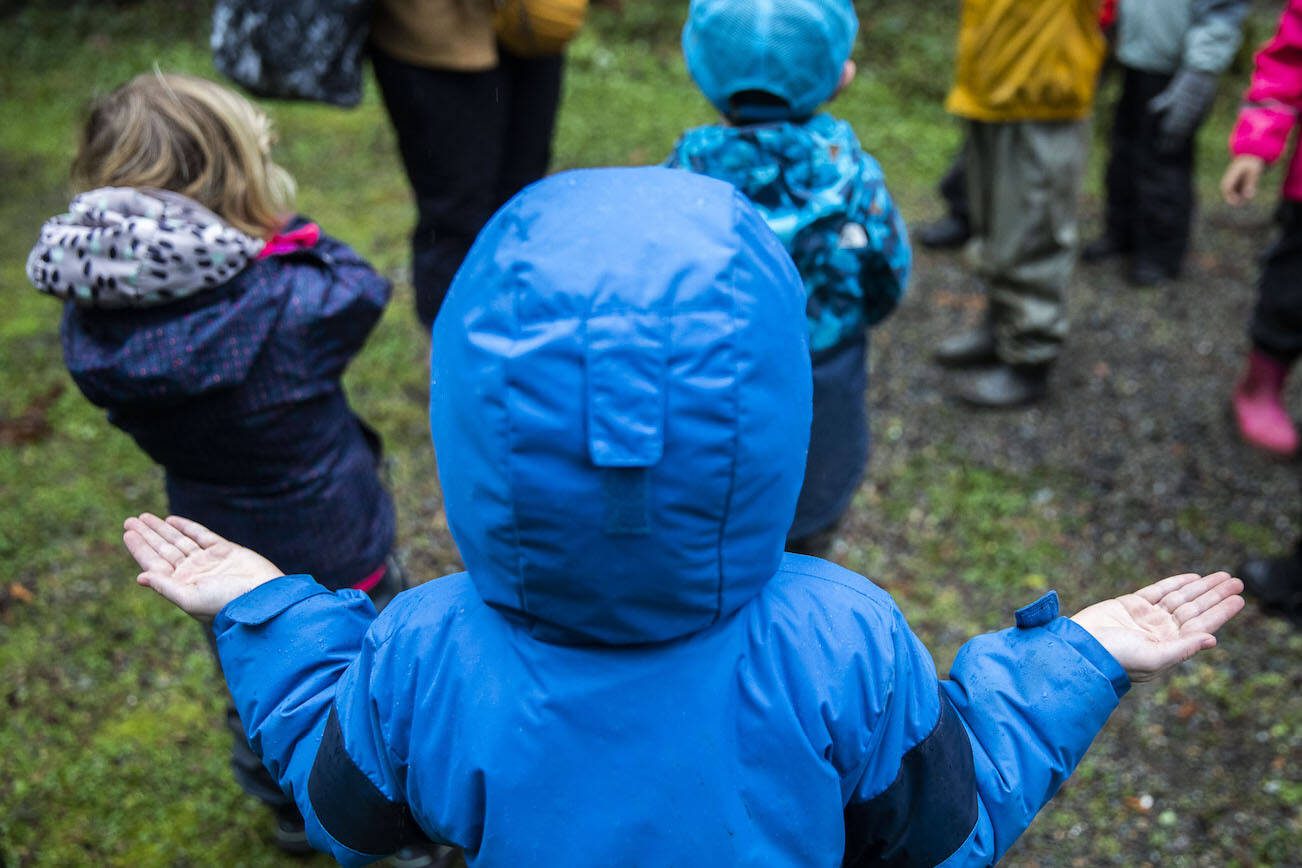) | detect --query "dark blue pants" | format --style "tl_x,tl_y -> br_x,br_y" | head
789,338 -> 869,545
372,45 -> 564,327
938,145 -> 970,226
